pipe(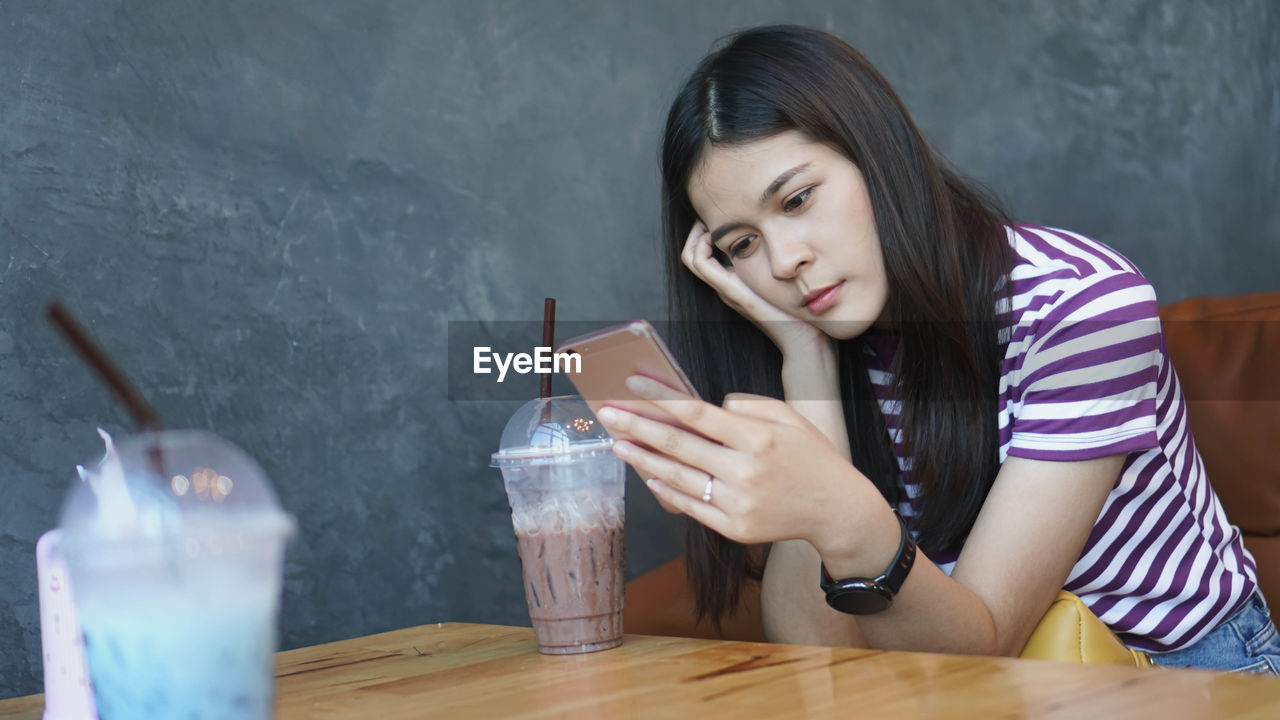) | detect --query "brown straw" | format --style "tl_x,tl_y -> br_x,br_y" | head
540,297 -> 556,399
46,301 -> 163,433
